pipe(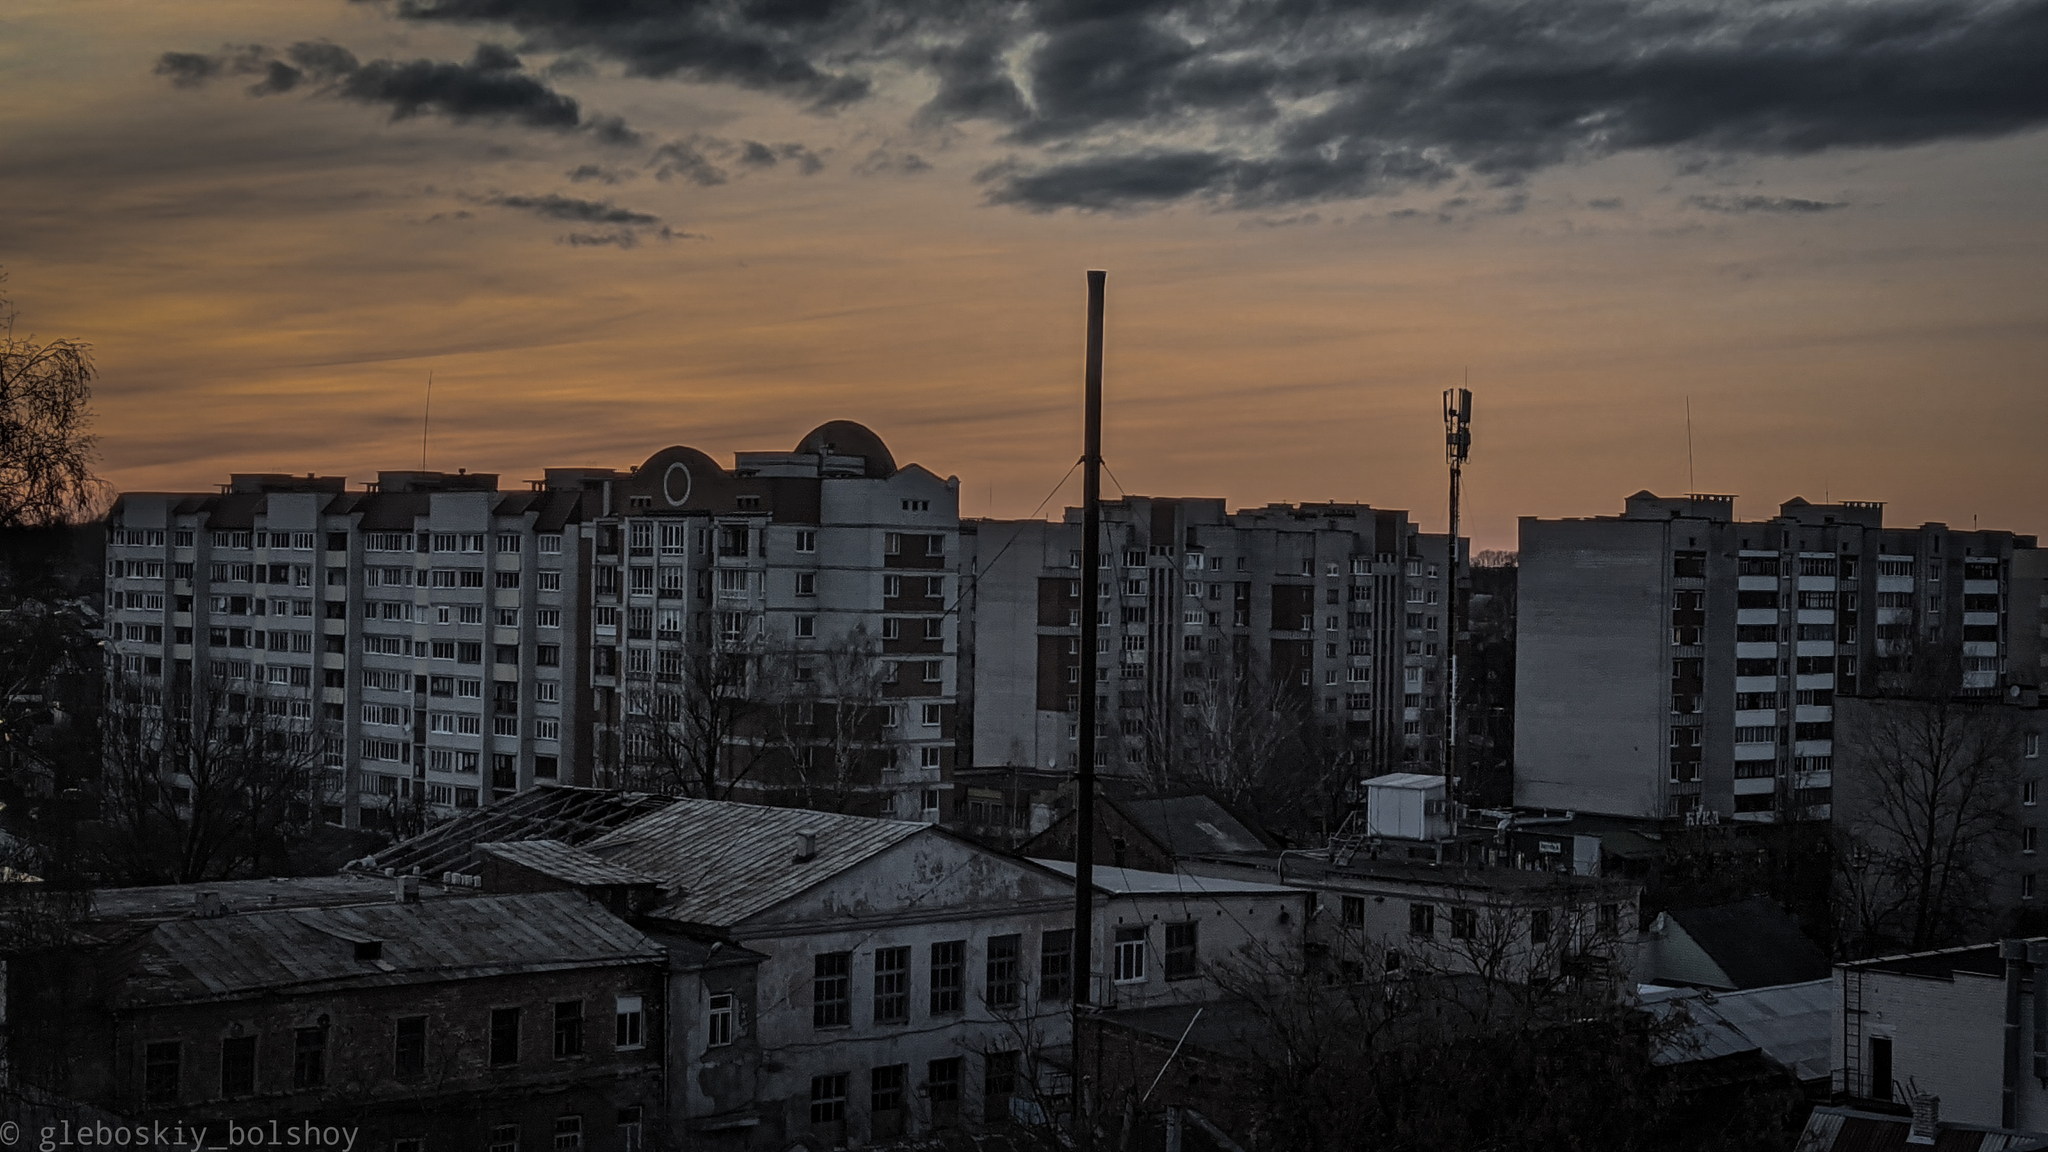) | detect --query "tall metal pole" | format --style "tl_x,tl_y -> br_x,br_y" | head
1443,387 -> 1471,801
1072,269 -> 1106,1145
